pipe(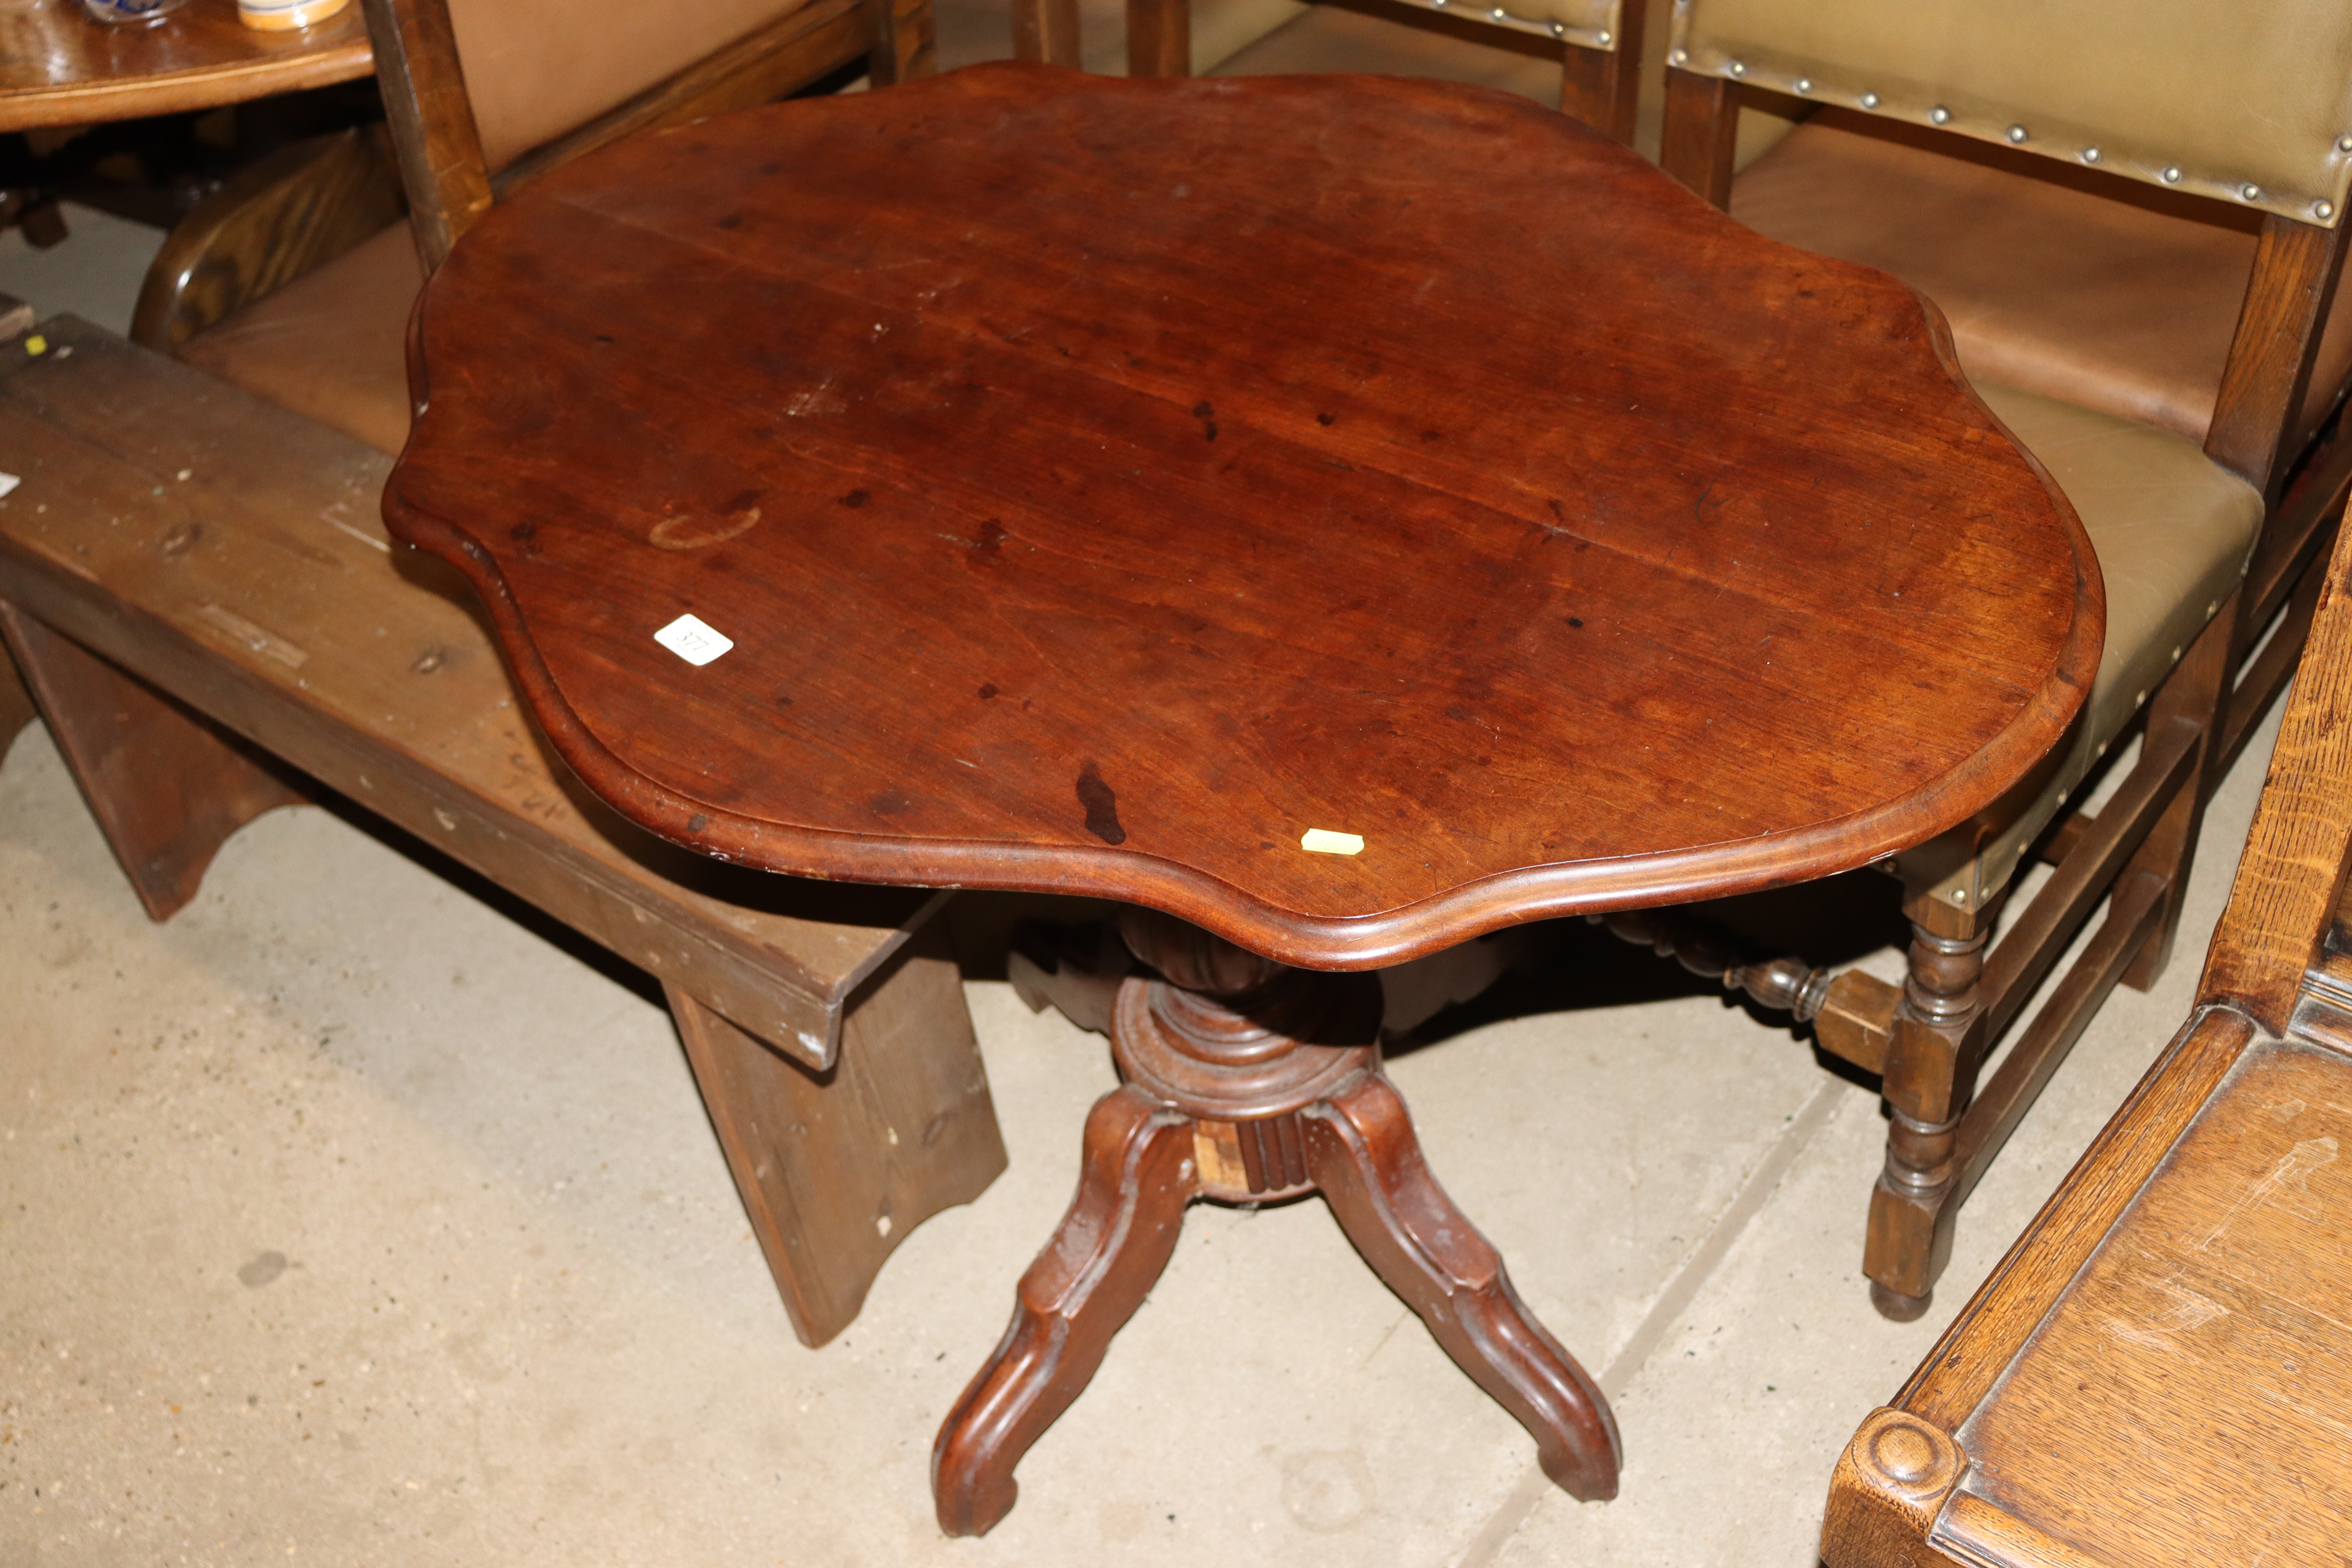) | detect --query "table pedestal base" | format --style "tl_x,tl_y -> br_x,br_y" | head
931,913 -> 1620,1536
